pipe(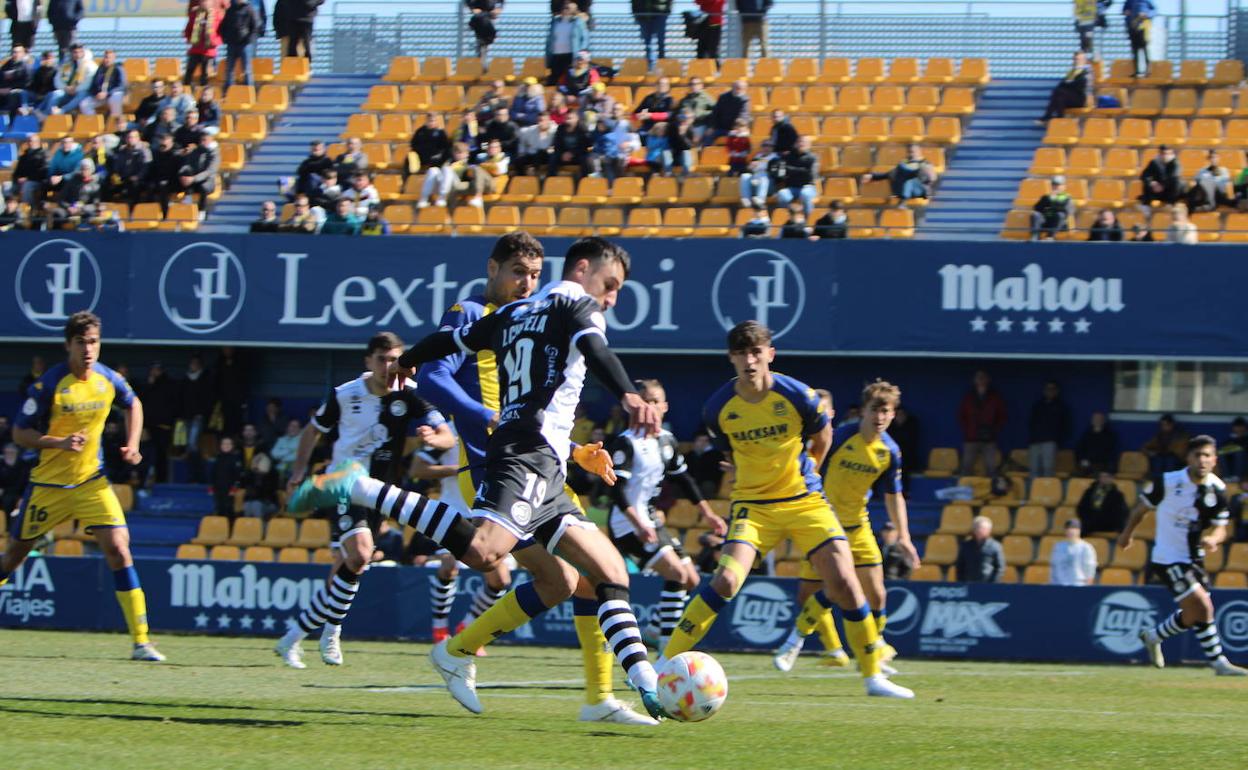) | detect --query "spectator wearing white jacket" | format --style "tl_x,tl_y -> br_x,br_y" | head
1049,519 -> 1098,586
